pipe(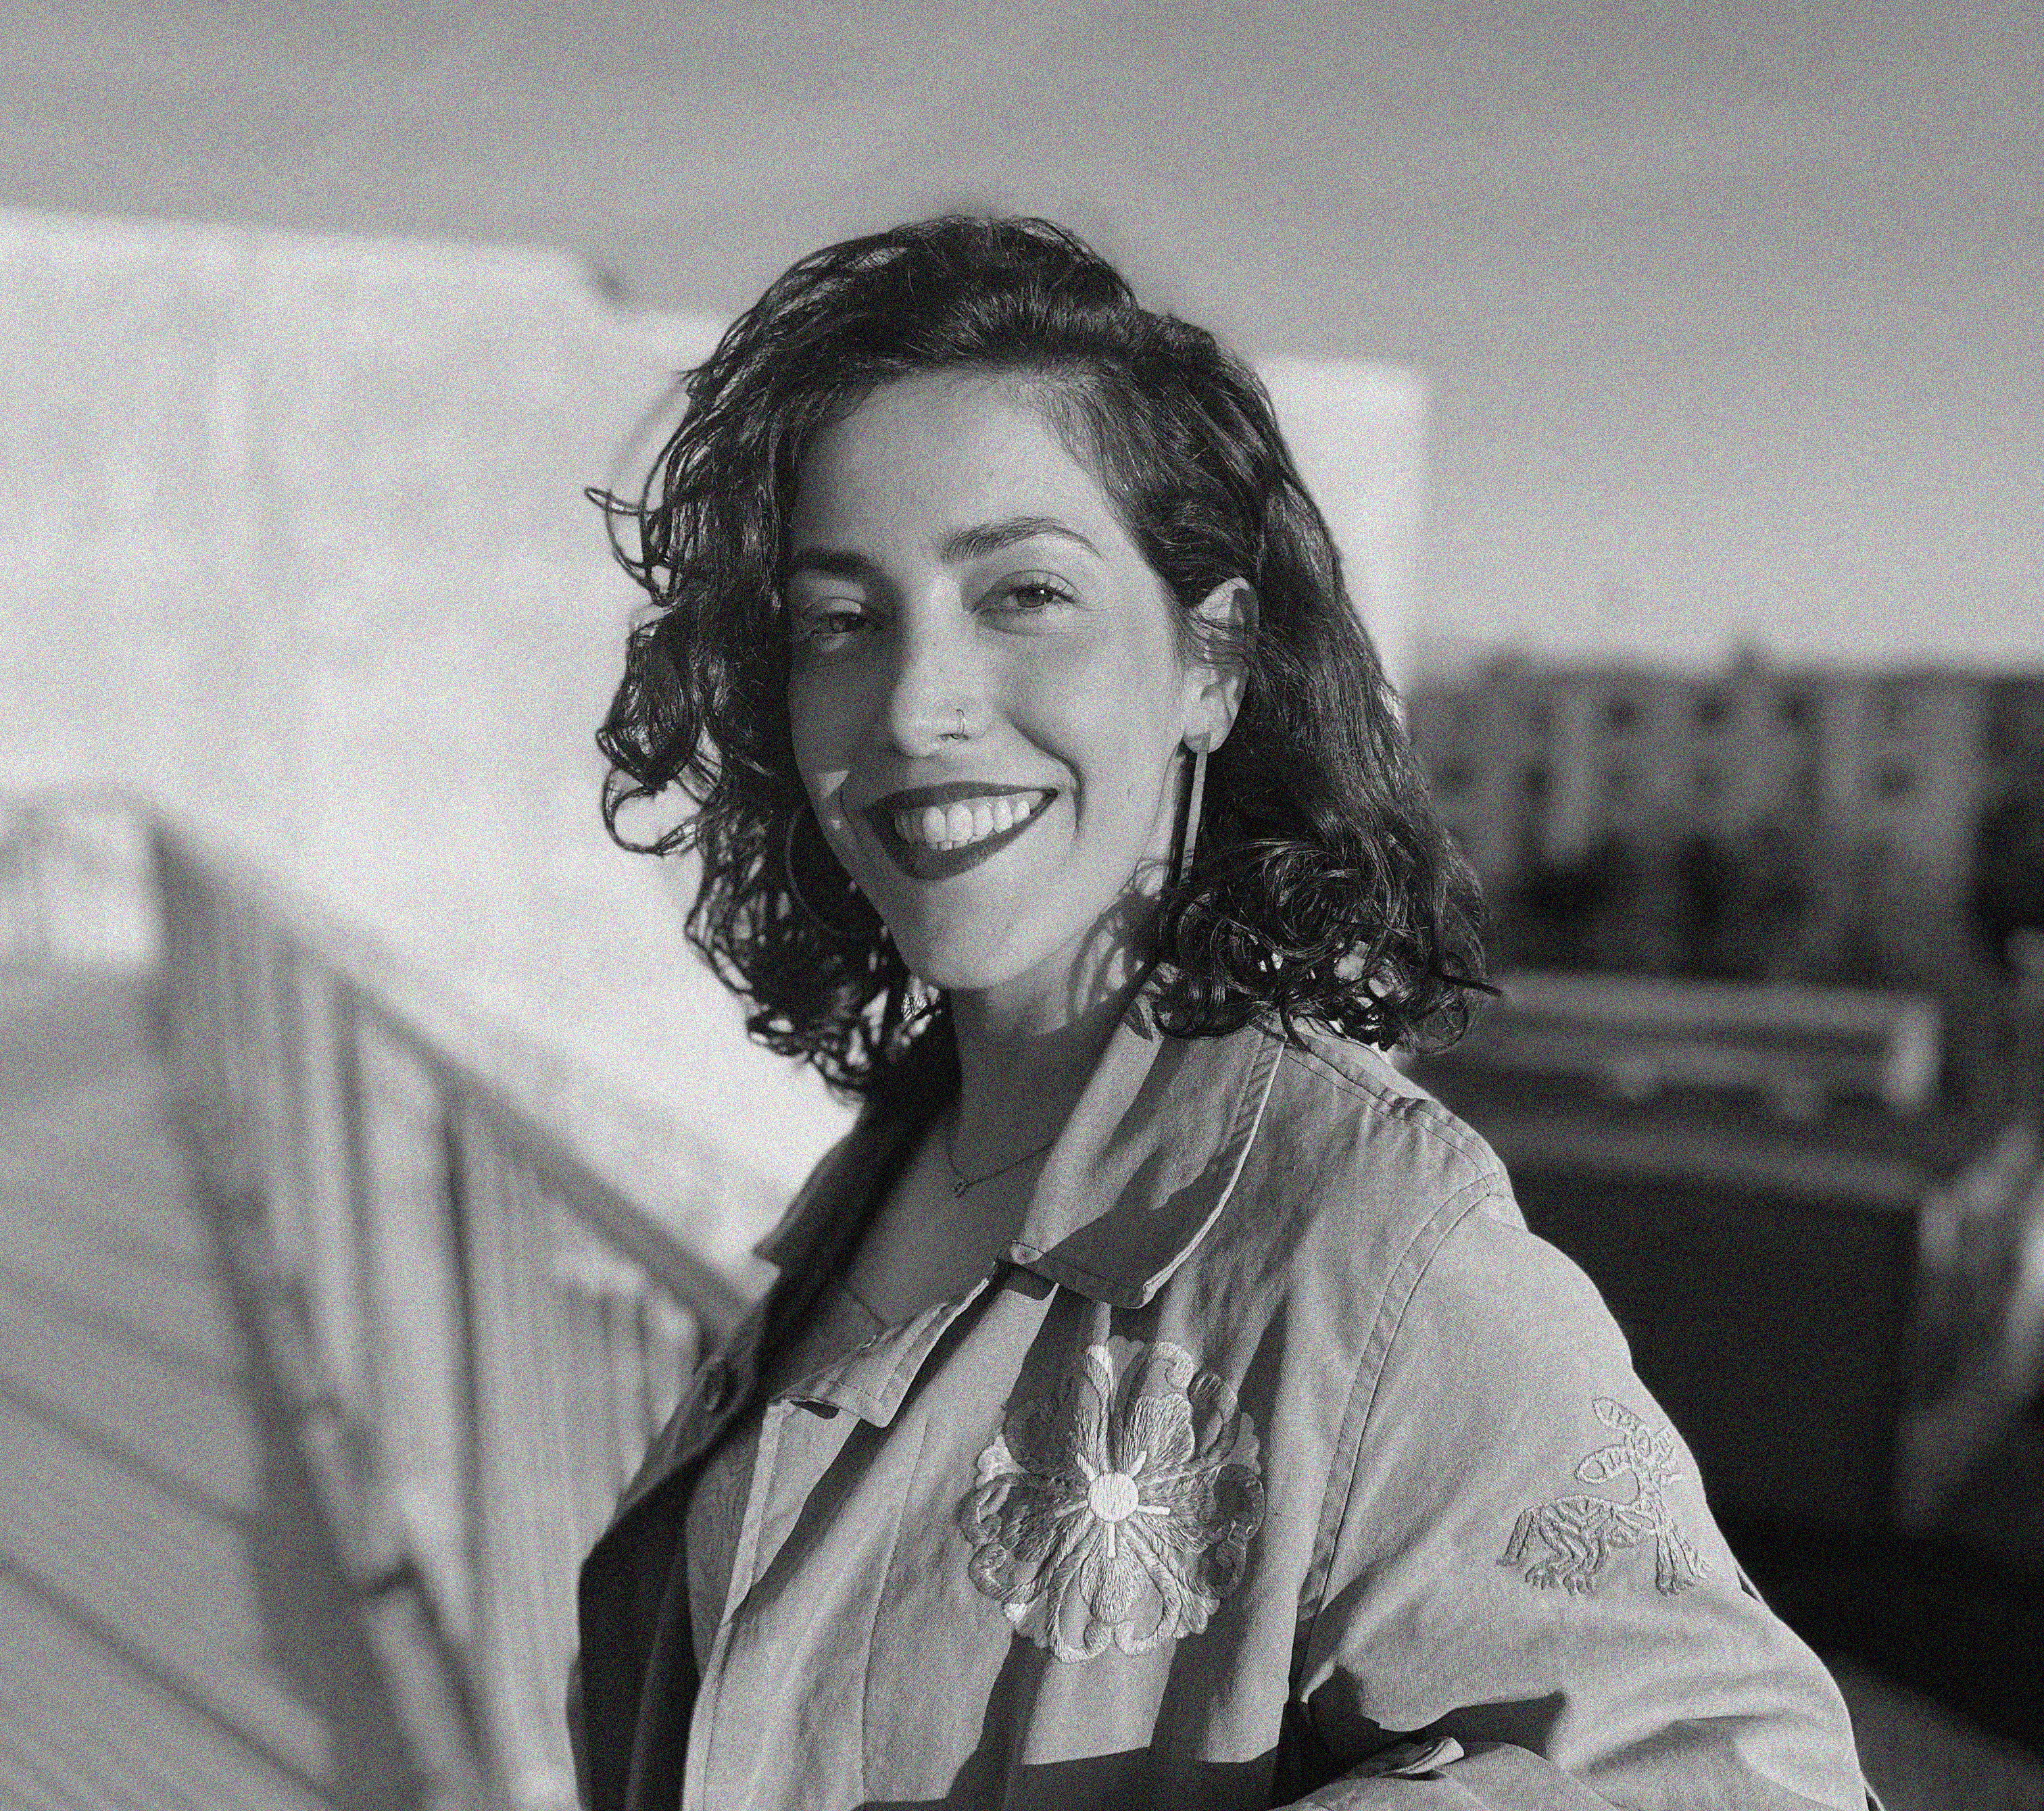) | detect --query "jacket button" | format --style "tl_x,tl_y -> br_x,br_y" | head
699,1360 -> 734,1414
